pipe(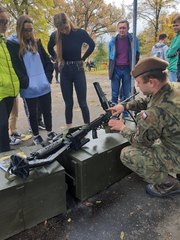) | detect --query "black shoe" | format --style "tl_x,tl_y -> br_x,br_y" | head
33,135 -> 44,145
146,176 -> 180,197
47,131 -> 58,143
38,121 -> 46,130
